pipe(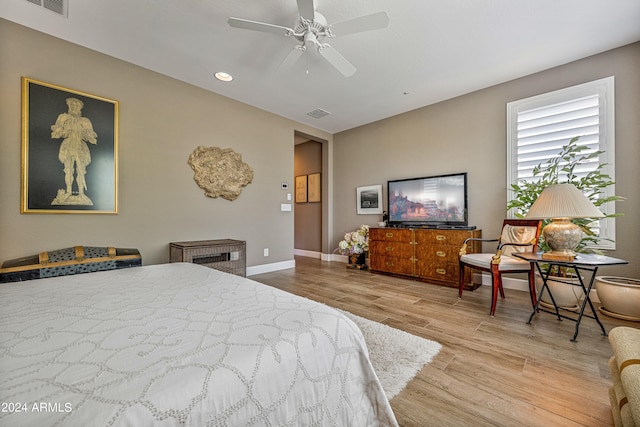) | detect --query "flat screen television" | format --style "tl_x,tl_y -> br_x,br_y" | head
387,172 -> 468,227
